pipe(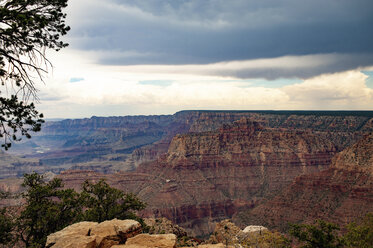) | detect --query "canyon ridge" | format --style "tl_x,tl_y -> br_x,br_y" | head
1,110 -> 372,236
